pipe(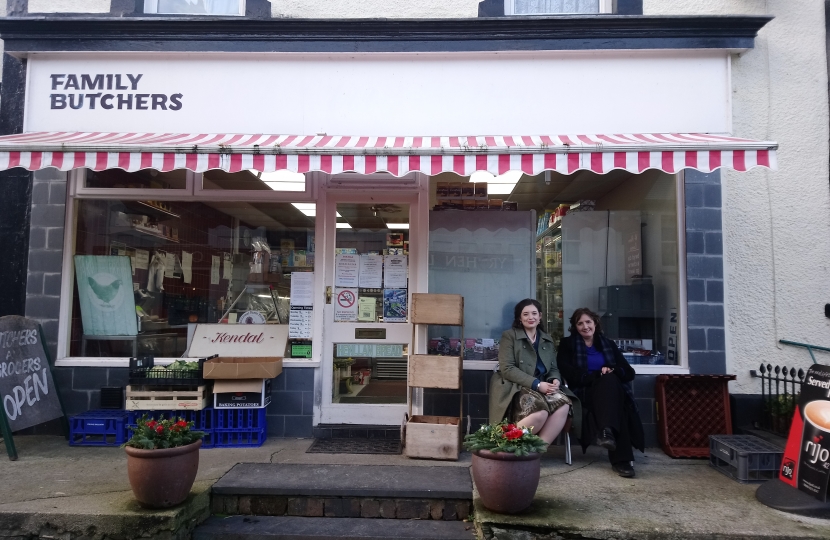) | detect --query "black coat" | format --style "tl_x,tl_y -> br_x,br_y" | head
556,334 -> 645,453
